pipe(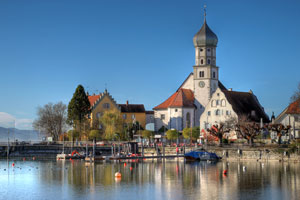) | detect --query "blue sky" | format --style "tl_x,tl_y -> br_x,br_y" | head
0,0 -> 299,129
